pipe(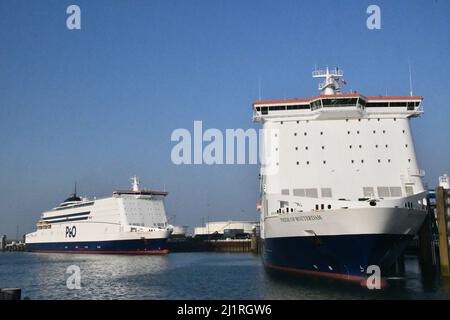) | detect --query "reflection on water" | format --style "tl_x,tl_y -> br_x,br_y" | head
0,252 -> 448,299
